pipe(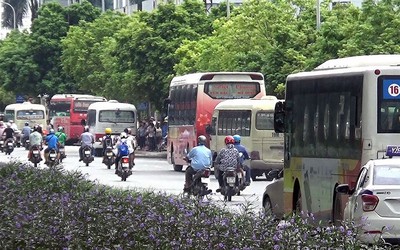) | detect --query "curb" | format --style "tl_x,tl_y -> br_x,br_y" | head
135,152 -> 167,159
